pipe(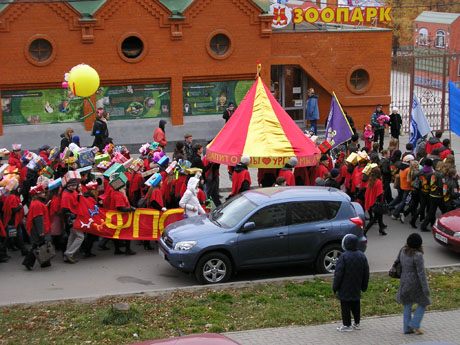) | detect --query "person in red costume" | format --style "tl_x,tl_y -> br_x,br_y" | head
109,183 -> 137,255
62,180 -> 82,263
229,156 -> 251,198
364,167 -> 387,236
315,154 -> 330,180
146,179 -> 165,211
278,157 -> 298,186
2,184 -> 27,256
38,145 -> 51,166
126,160 -> 144,207
351,157 -> 368,196
424,130 -> 443,155
8,143 -> 22,170
22,185 -> 51,270
79,181 -> 100,257
144,175 -> 165,250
